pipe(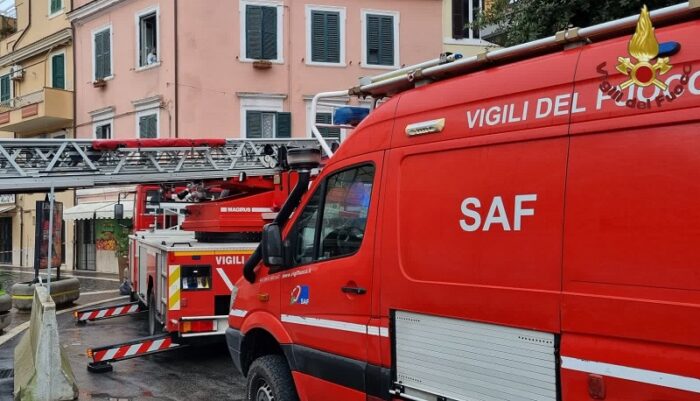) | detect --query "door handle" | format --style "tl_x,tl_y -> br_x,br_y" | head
341,286 -> 367,295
